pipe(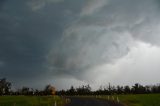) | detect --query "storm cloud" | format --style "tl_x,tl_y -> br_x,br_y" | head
0,0 -> 160,89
